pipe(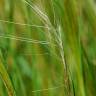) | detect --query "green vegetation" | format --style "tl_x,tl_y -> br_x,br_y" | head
0,0 -> 96,96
